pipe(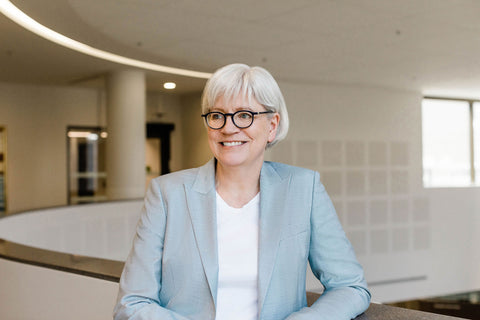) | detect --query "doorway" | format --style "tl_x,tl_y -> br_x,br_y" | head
67,123 -> 174,204
67,126 -> 107,204
145,123 -> 174,188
